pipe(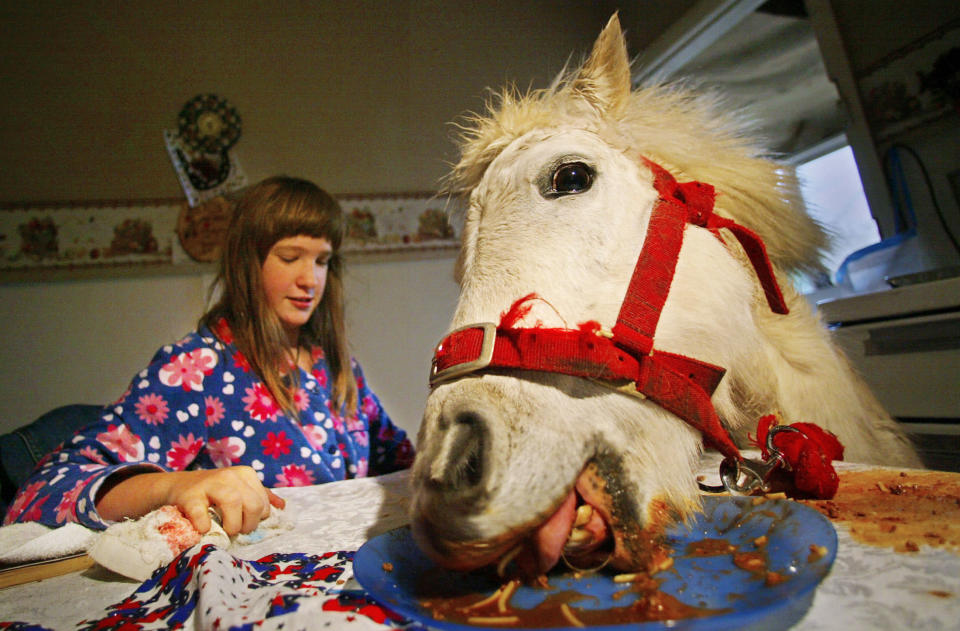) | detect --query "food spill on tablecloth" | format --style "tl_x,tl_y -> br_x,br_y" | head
801,469 -> 960,554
